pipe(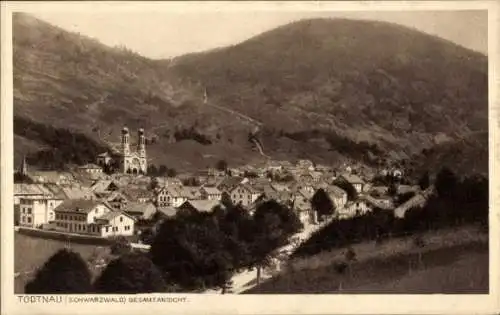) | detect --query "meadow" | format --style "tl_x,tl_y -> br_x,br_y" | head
244,226 -> 488,294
